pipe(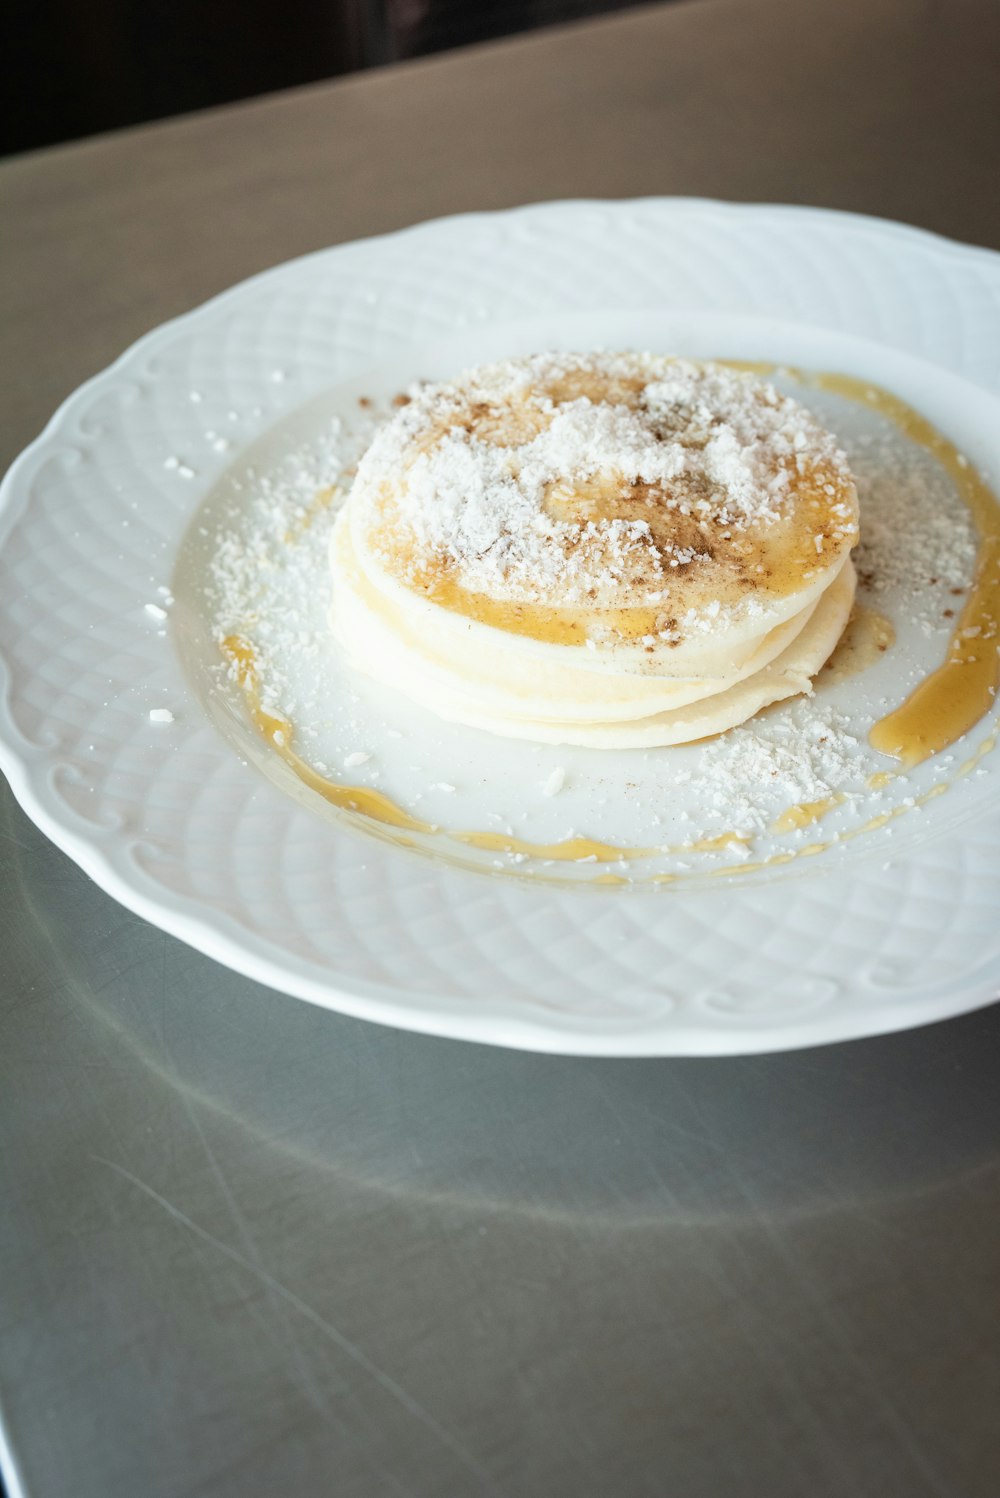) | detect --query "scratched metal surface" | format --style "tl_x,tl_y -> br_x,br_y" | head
3,776 -> 1000,1496
5,0 -> 1000,1491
